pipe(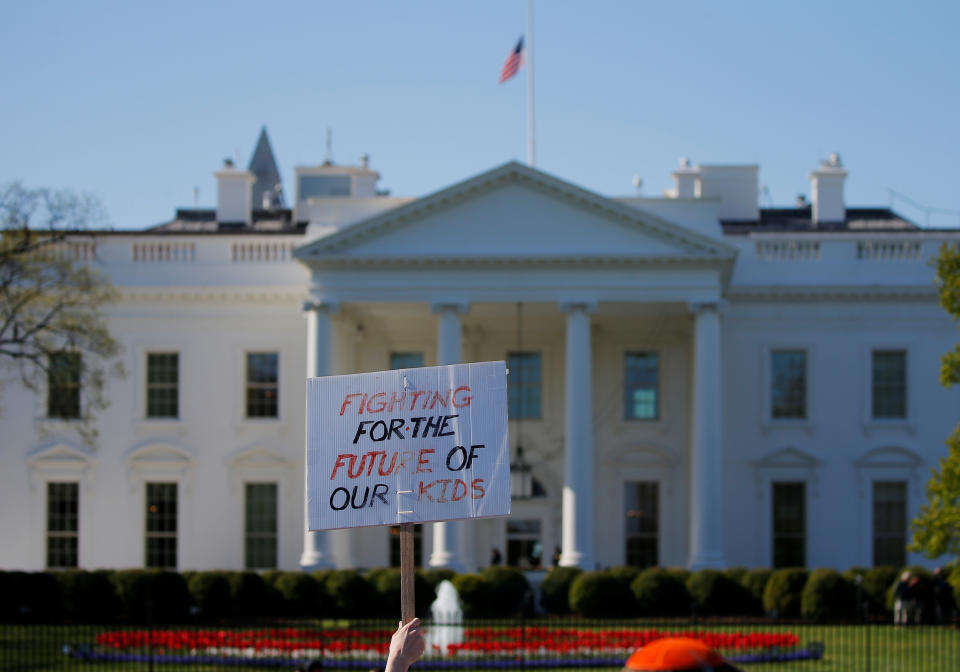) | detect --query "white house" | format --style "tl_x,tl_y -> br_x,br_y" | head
2,130 -> 957,574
